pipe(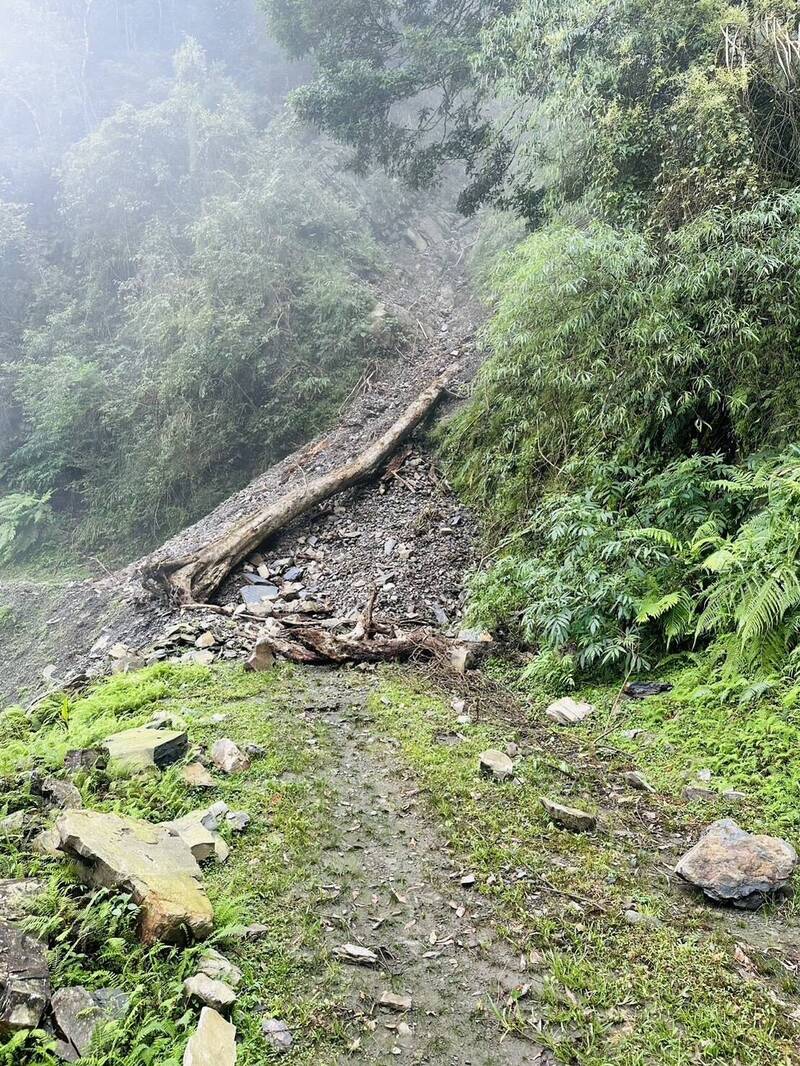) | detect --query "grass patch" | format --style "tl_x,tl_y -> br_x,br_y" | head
369,670 -> 800,1066
2,663 -> 355,1065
